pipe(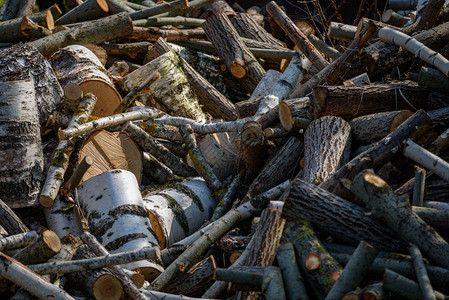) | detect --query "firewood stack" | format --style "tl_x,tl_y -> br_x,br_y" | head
2,0 -> 449,298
